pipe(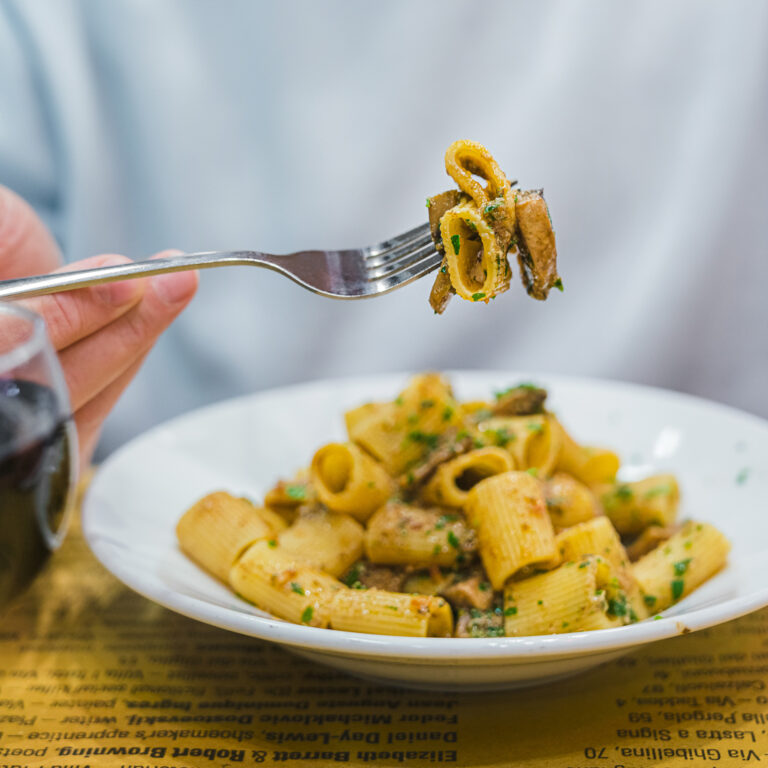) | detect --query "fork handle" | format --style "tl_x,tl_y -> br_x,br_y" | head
0,251 -> 261,301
